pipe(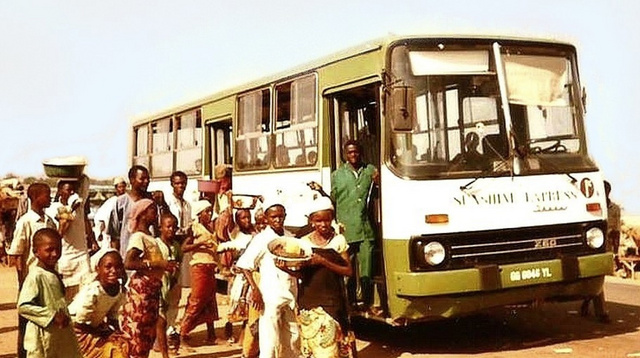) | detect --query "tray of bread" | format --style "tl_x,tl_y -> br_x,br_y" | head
267,237 -> 311,268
